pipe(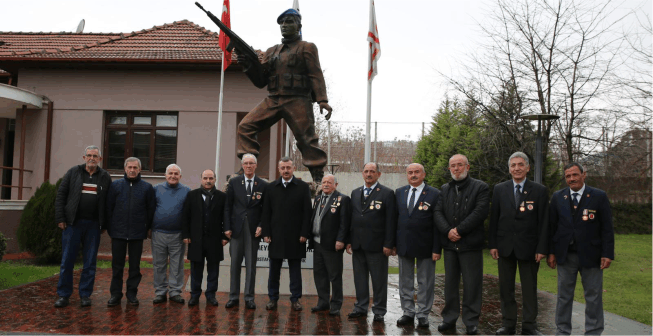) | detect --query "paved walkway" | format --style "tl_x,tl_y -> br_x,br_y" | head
0,265 -> 650,335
